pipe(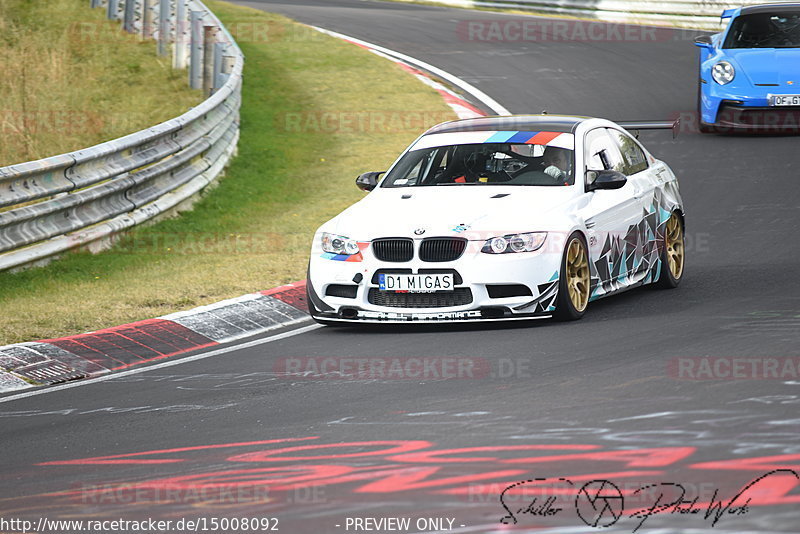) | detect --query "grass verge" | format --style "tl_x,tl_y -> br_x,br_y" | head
0,0 -> 200,166
0,0 -> 455,344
